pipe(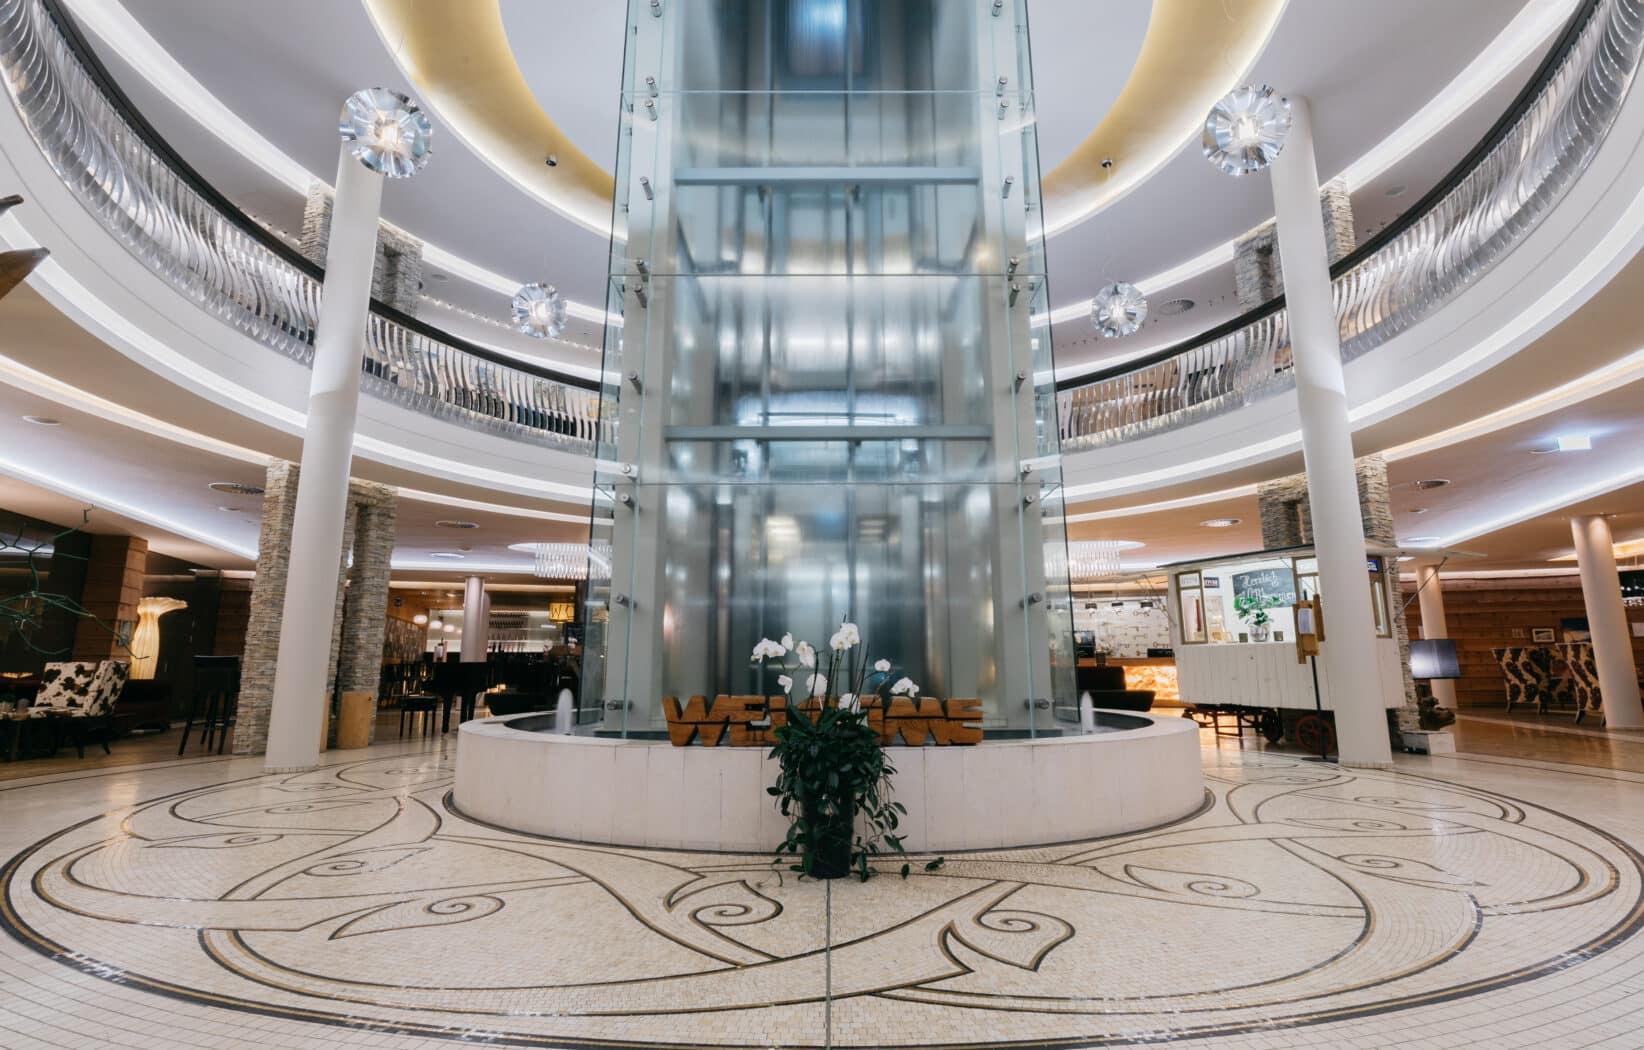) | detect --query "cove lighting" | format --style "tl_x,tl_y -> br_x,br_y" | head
1403,536 -> 1442,547
1200,517 -> 1242,528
